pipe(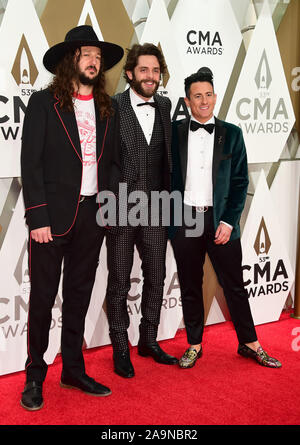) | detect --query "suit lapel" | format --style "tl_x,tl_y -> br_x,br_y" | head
177,117 -> 190,188
212,118 -> 227,187
154,94 -> 172,170
118,89 -> 139,172
95,103 -> 108,161
54,98 -> 82,161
